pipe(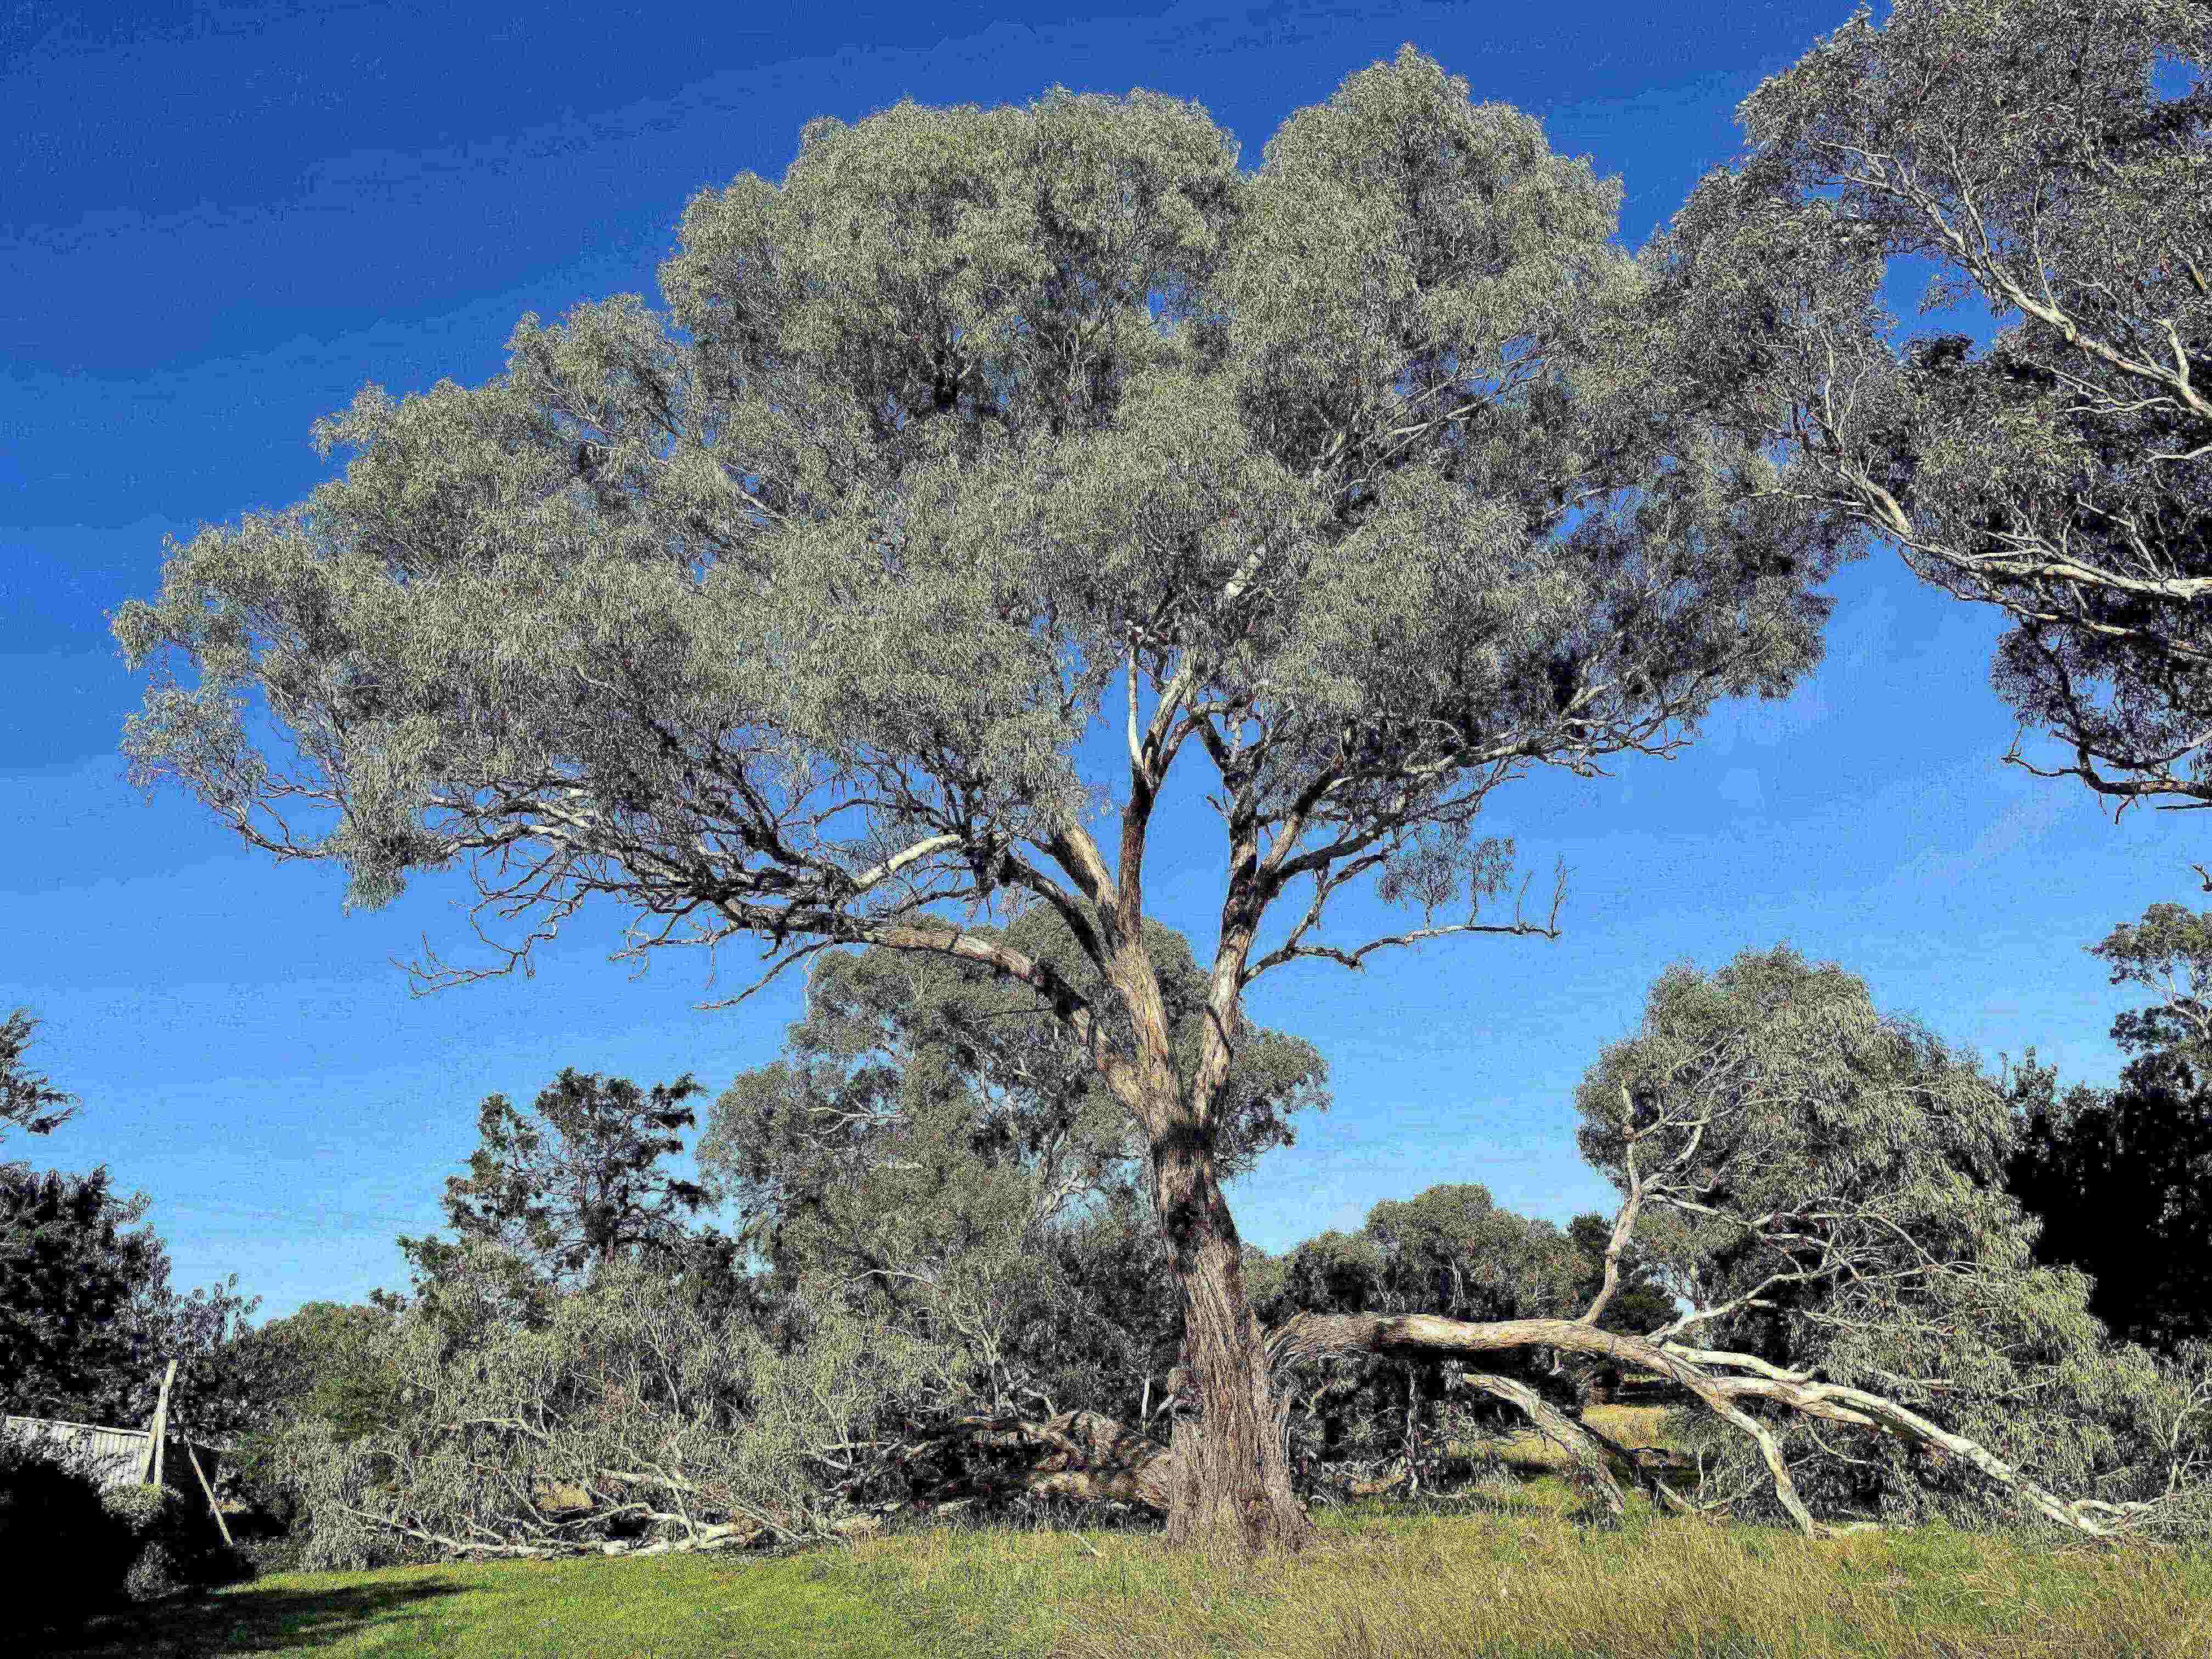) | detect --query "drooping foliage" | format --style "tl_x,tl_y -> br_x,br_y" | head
212,1300 -> 408,1534
1573,943 -> 2212,1537
1646,0 -> 2212,812
258,1254 -> 958,1572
